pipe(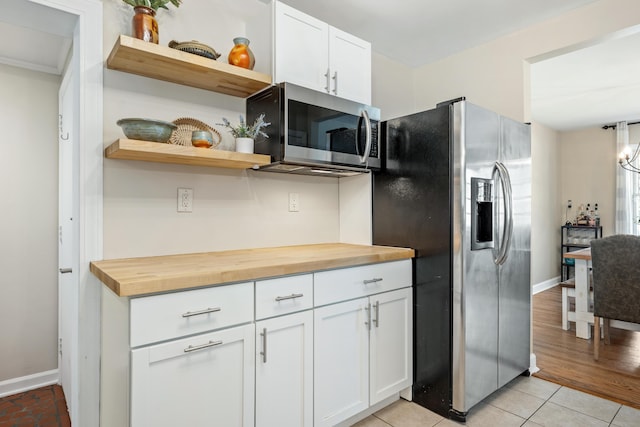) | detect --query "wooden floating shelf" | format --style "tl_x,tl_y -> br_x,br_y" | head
105,139 -> 272,170
106,35 -> 272,97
